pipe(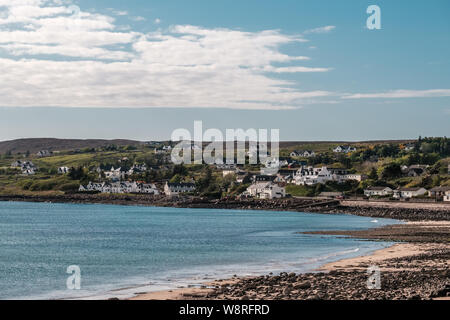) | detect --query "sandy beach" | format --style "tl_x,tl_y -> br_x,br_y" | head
129,221 -> 450,300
